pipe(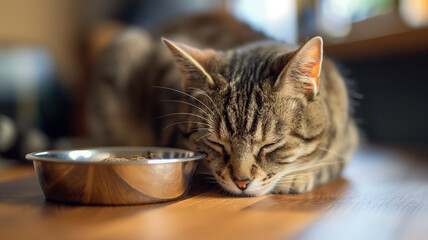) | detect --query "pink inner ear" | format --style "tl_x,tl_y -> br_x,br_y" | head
303,44 -> 322,78
302,60 -> 320,90
297,40 -> 322,92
